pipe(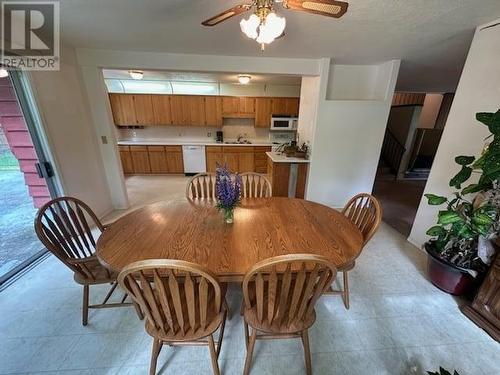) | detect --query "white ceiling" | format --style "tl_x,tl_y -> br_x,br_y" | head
60,0 -> 500,92
102,69 -> 302,85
